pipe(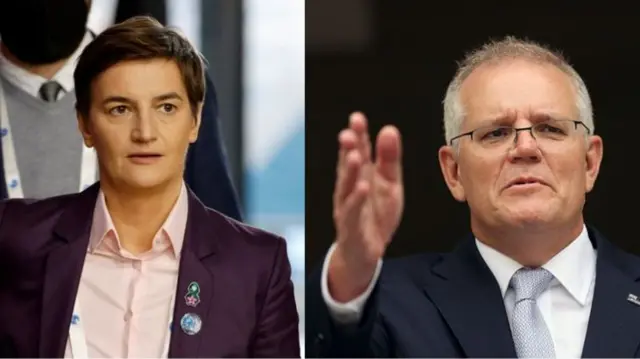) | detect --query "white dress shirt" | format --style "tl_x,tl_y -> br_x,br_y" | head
321,225 -> 597,358
0,31 -> 93,100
